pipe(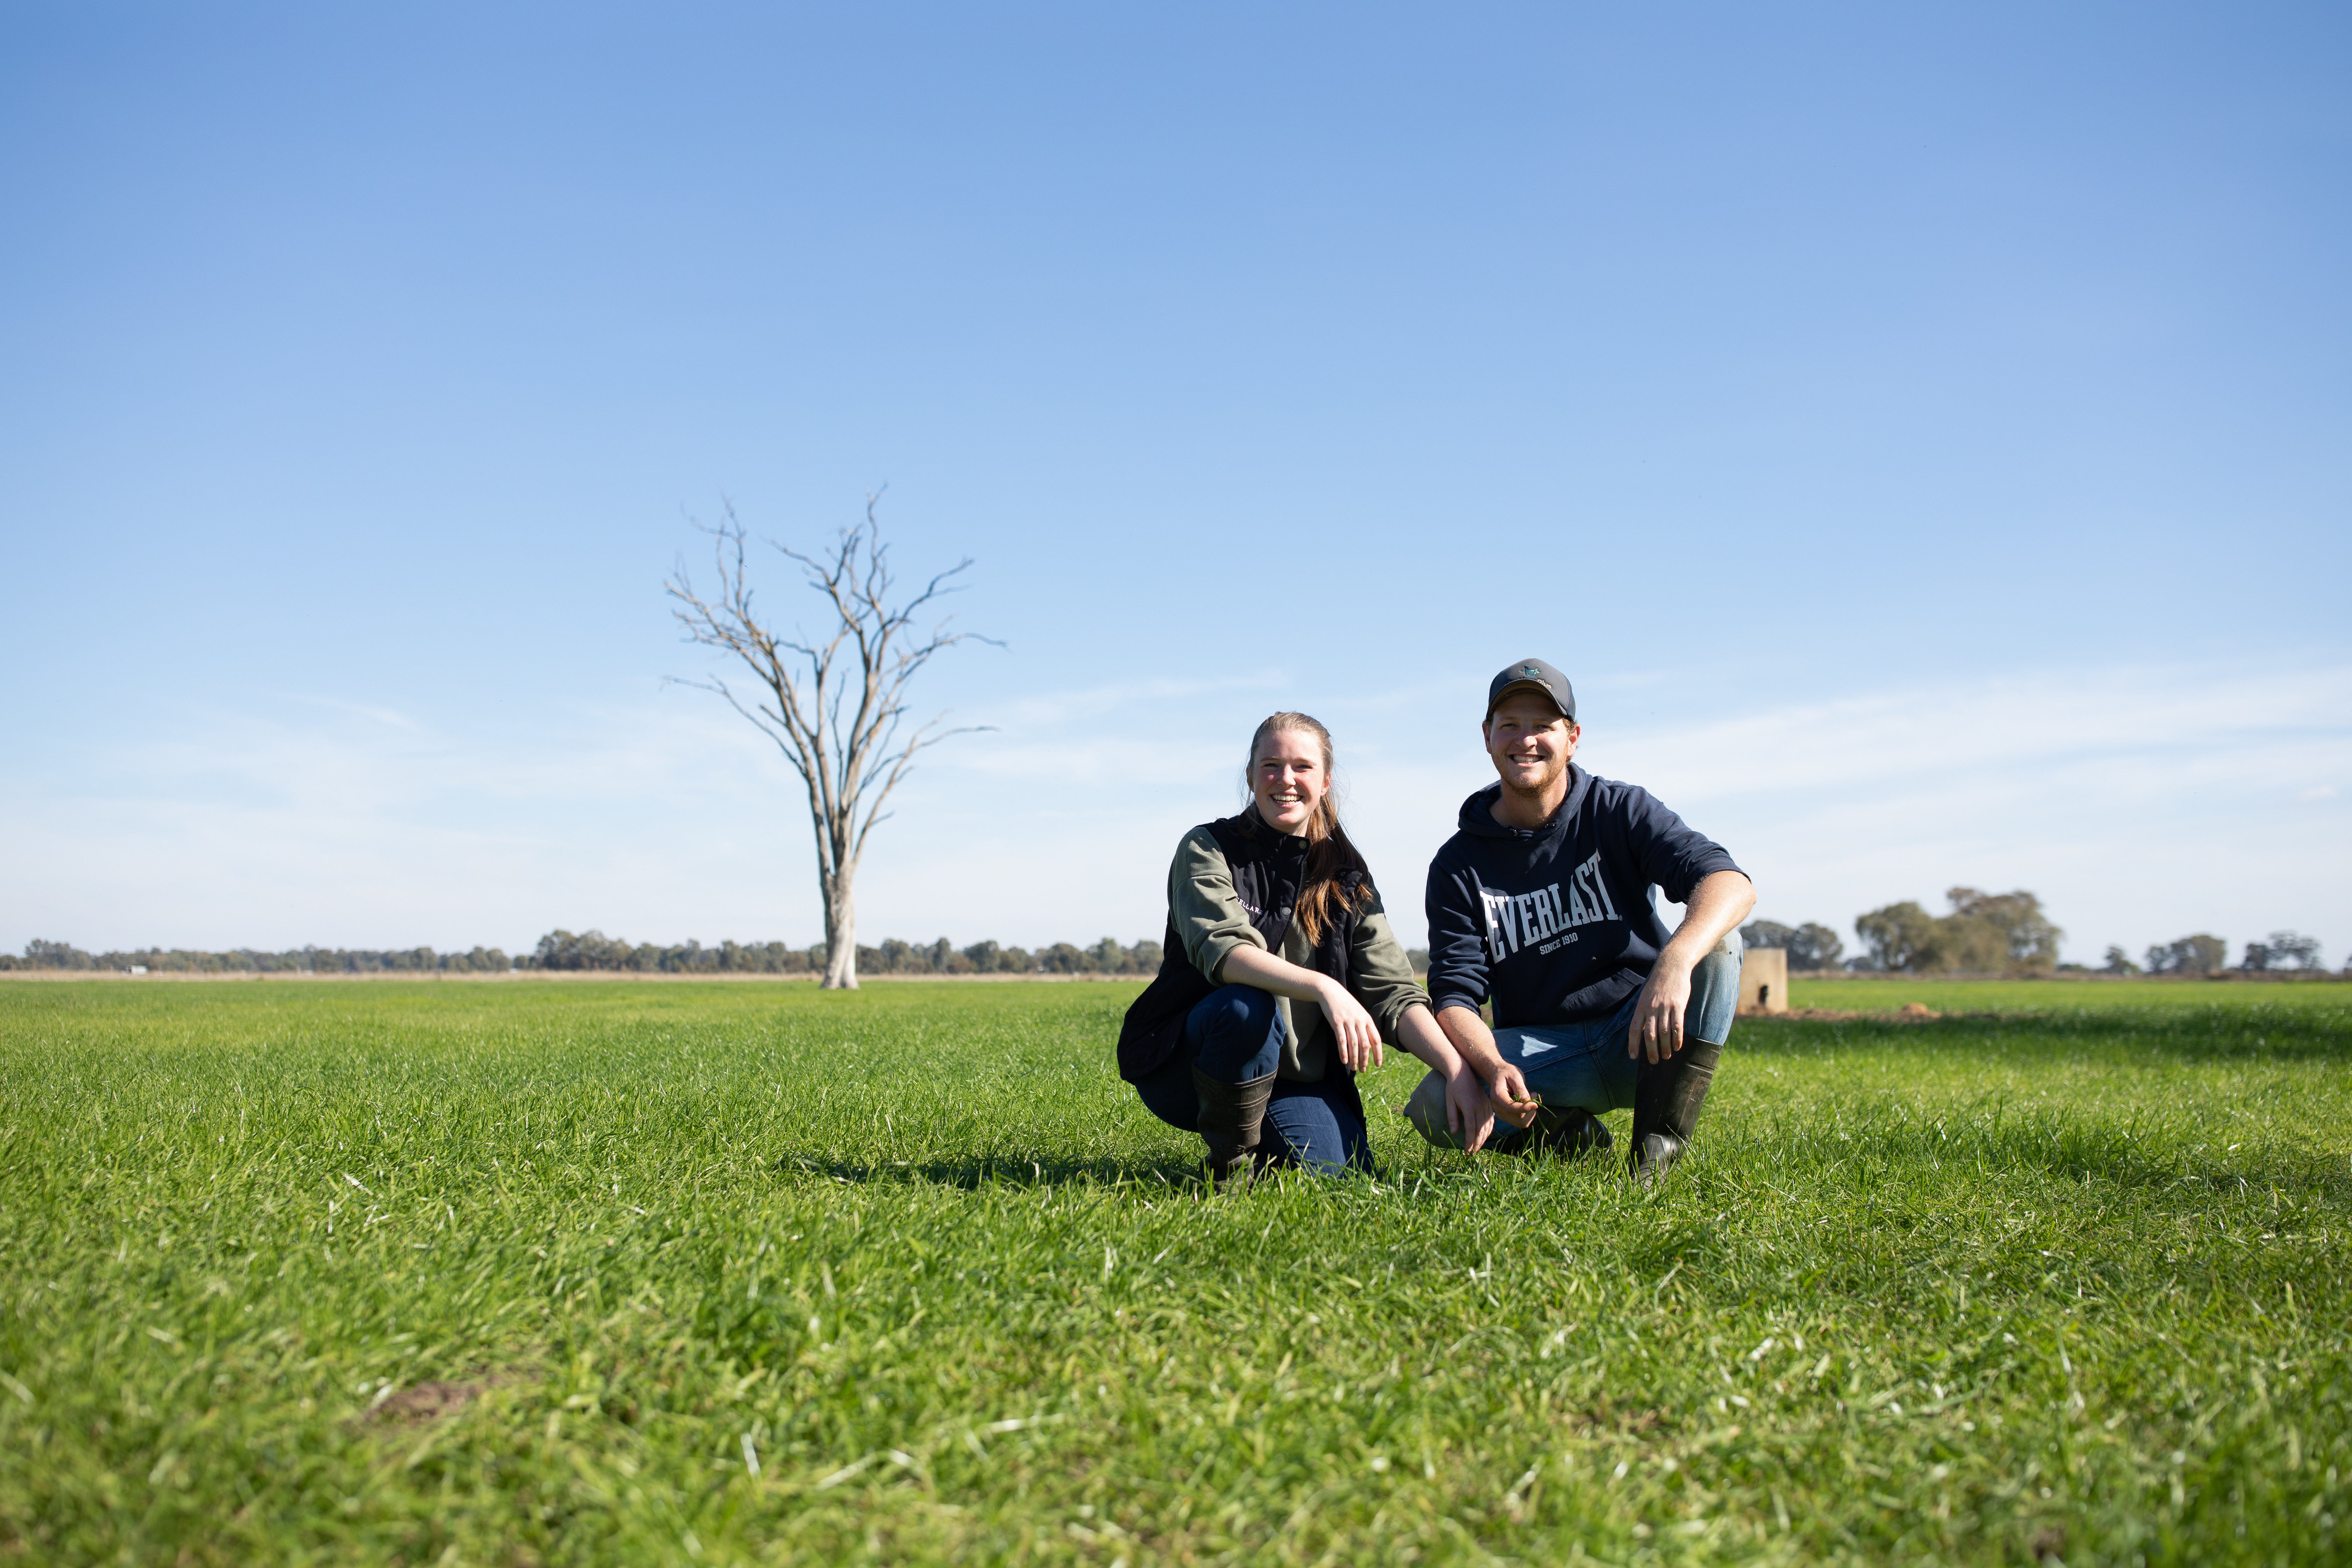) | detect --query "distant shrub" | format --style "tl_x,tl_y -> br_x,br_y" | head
1854,889 -> 2062,975
2145,934 -> 2228,976
1740,920 -> 1844,970
2242,931 -> 2323,972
